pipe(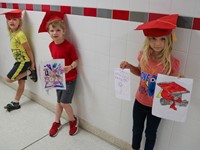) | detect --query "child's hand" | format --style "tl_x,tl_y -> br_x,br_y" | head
30,64 -> 35,71
177,73 -> 184,78
171,72 -> 184,78
62,65 -> 72,73
120,61 -> 129,69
